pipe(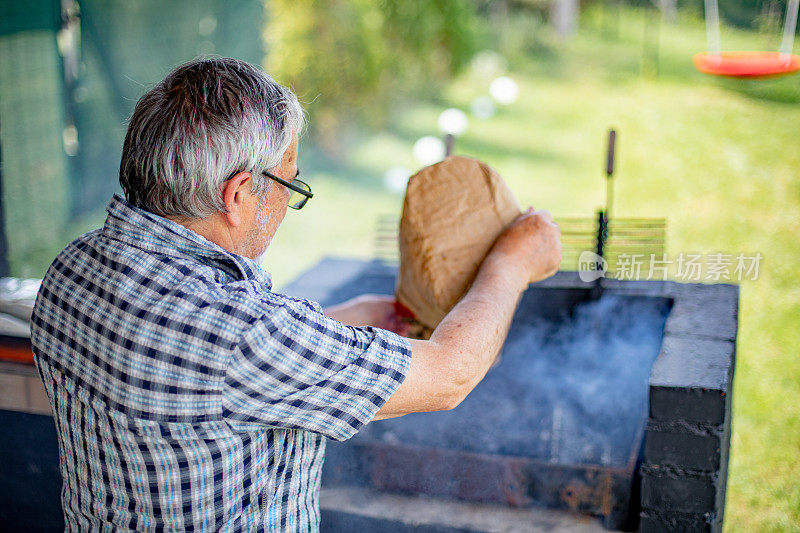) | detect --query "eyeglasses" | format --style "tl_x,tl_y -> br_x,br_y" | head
262,169 -> 313,210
